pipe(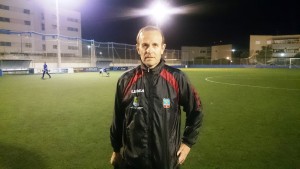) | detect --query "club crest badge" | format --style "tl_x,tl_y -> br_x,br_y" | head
163,98 -> 170,108
133,96 -> 139,107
